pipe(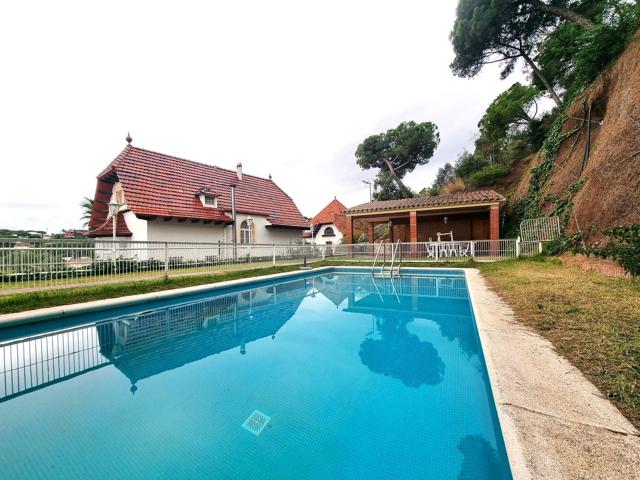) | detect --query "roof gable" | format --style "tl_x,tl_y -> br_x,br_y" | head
310,198 -> 347,225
